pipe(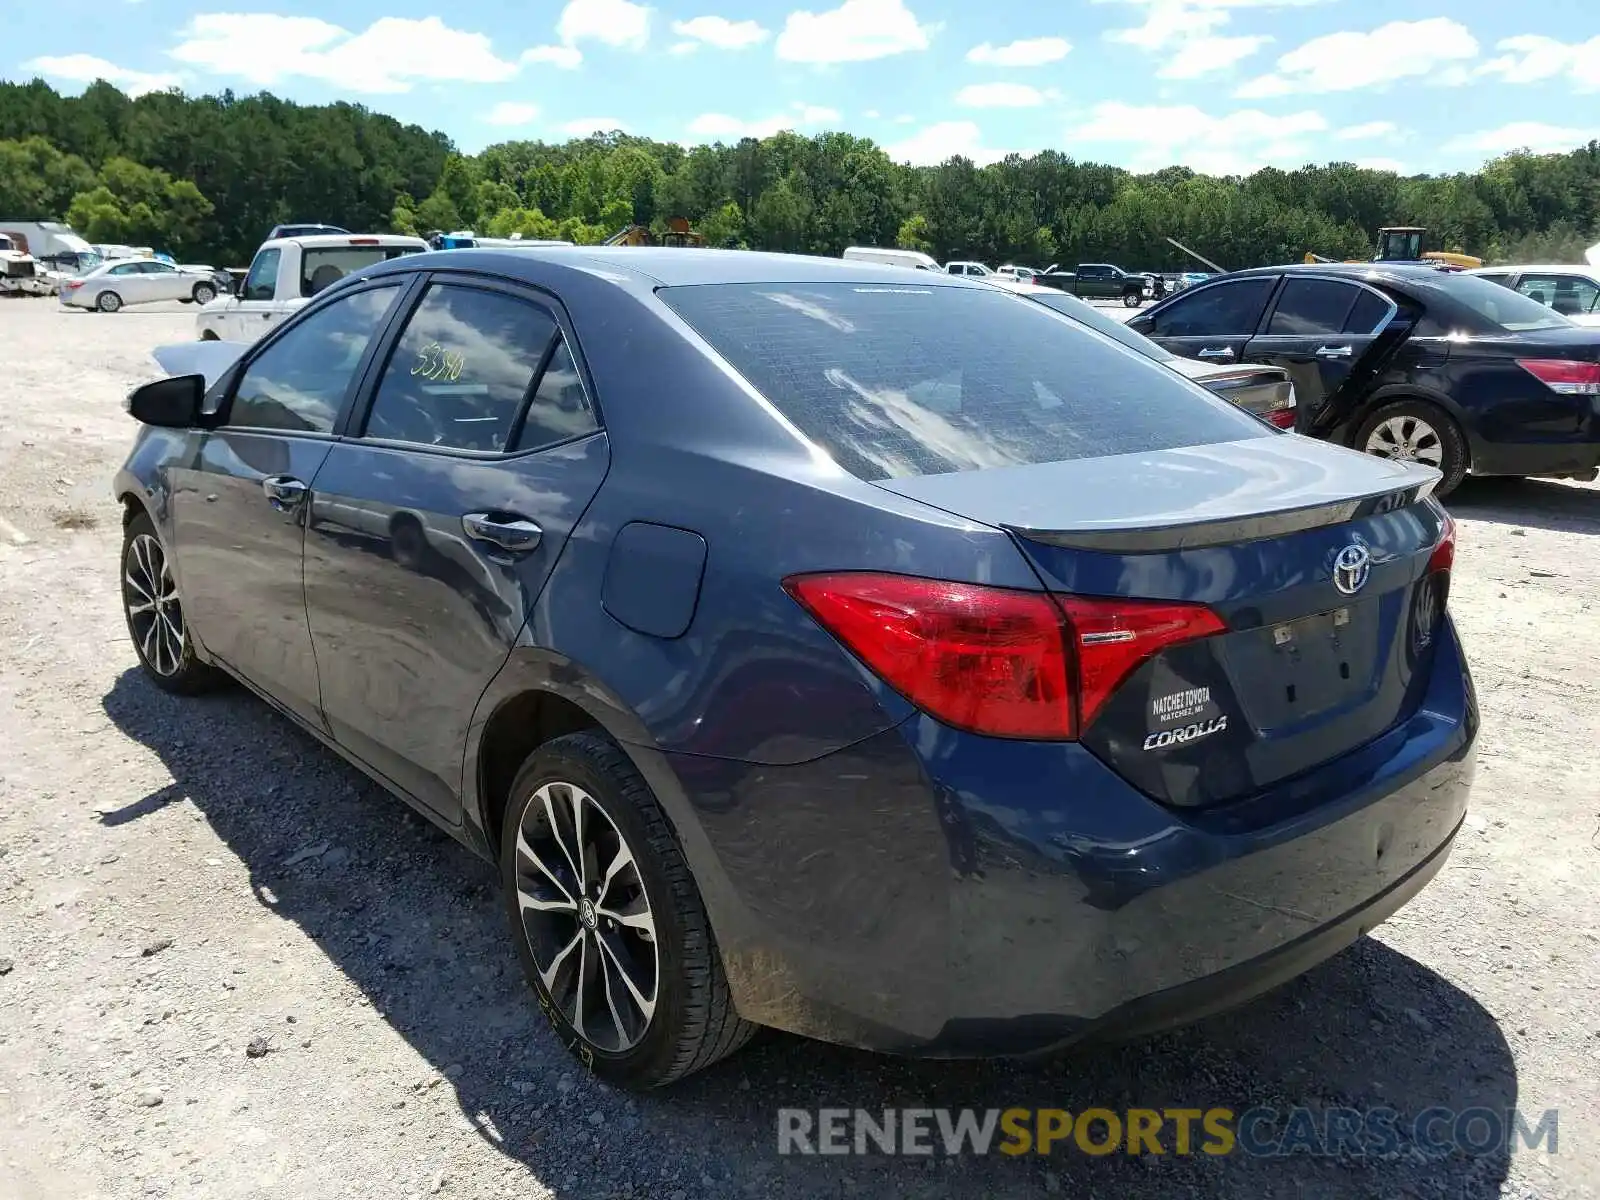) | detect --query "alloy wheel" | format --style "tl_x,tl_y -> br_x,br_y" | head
124,533 -> 185,676
1364,414 -> 1444,468
513,780 -> 659,1054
